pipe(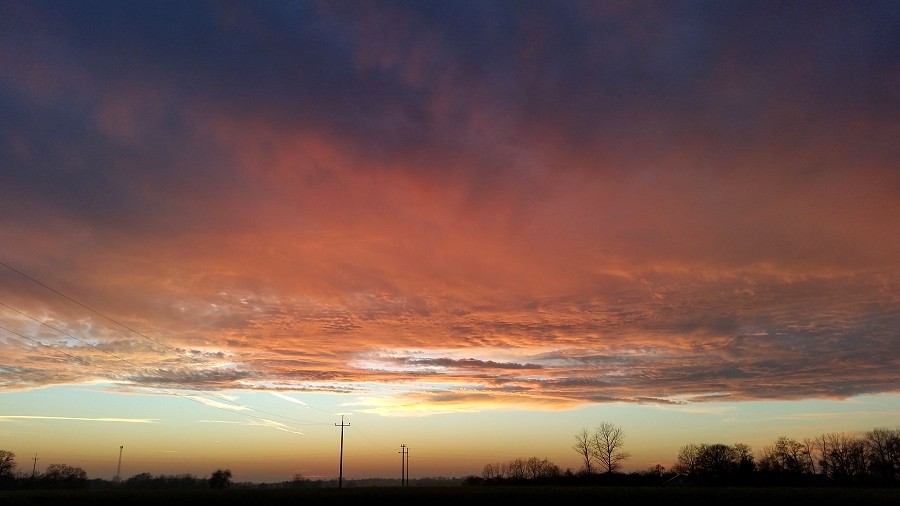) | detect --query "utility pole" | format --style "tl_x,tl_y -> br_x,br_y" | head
115,445 -> 124,482
335,415 -> 350,488
399,444 -> 407,487
31,453 -> 38,478
406,446 -> 410,486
